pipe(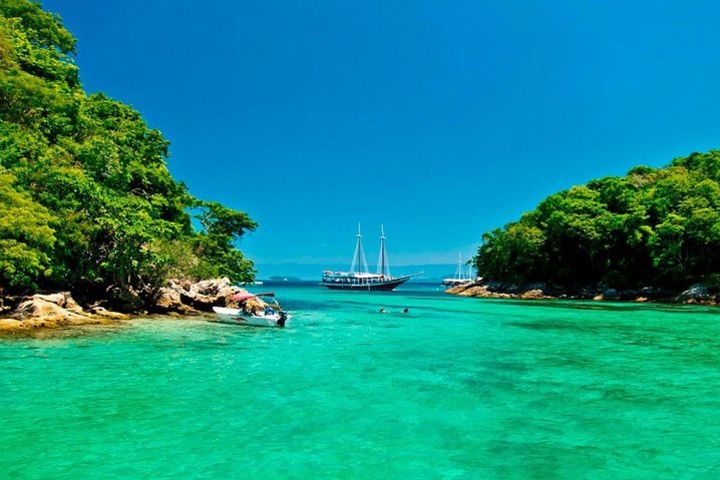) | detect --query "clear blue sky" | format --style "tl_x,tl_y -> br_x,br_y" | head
44,0 -> 720,269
